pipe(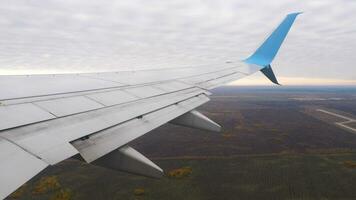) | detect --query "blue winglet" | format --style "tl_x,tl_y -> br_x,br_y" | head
244,12 -> 302,67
